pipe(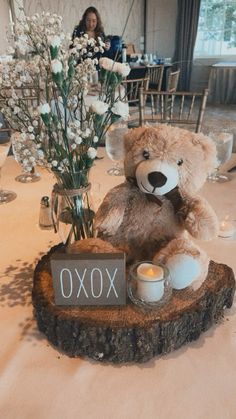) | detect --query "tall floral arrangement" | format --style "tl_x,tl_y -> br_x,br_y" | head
0,12 -> 130,241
